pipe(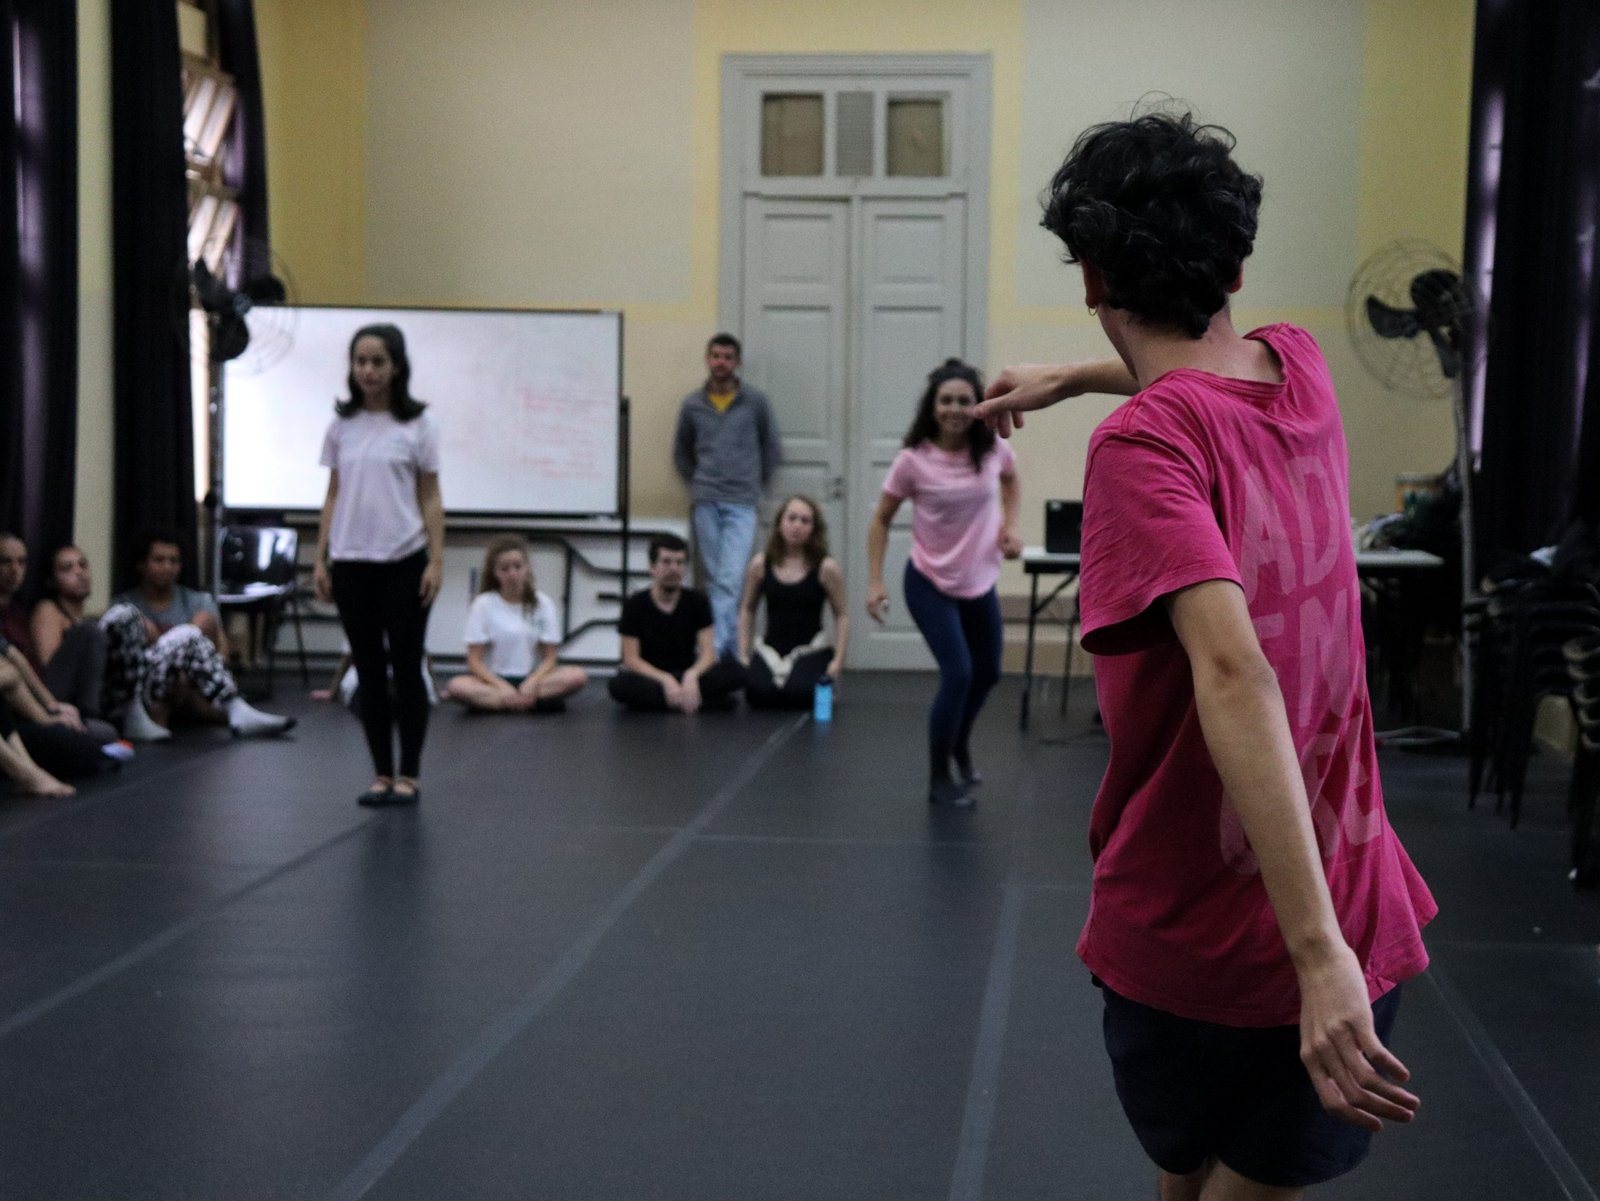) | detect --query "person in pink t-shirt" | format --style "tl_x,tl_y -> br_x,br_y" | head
866,359 -> 1022,807
977,112 -> 1436,1201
